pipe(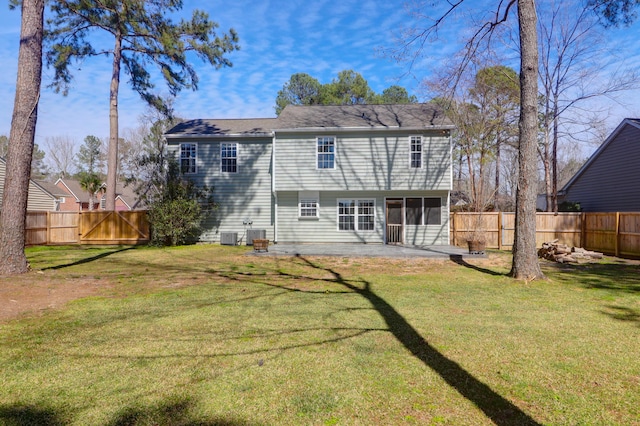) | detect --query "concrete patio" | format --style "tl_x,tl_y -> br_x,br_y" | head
249,243 -> 479,259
